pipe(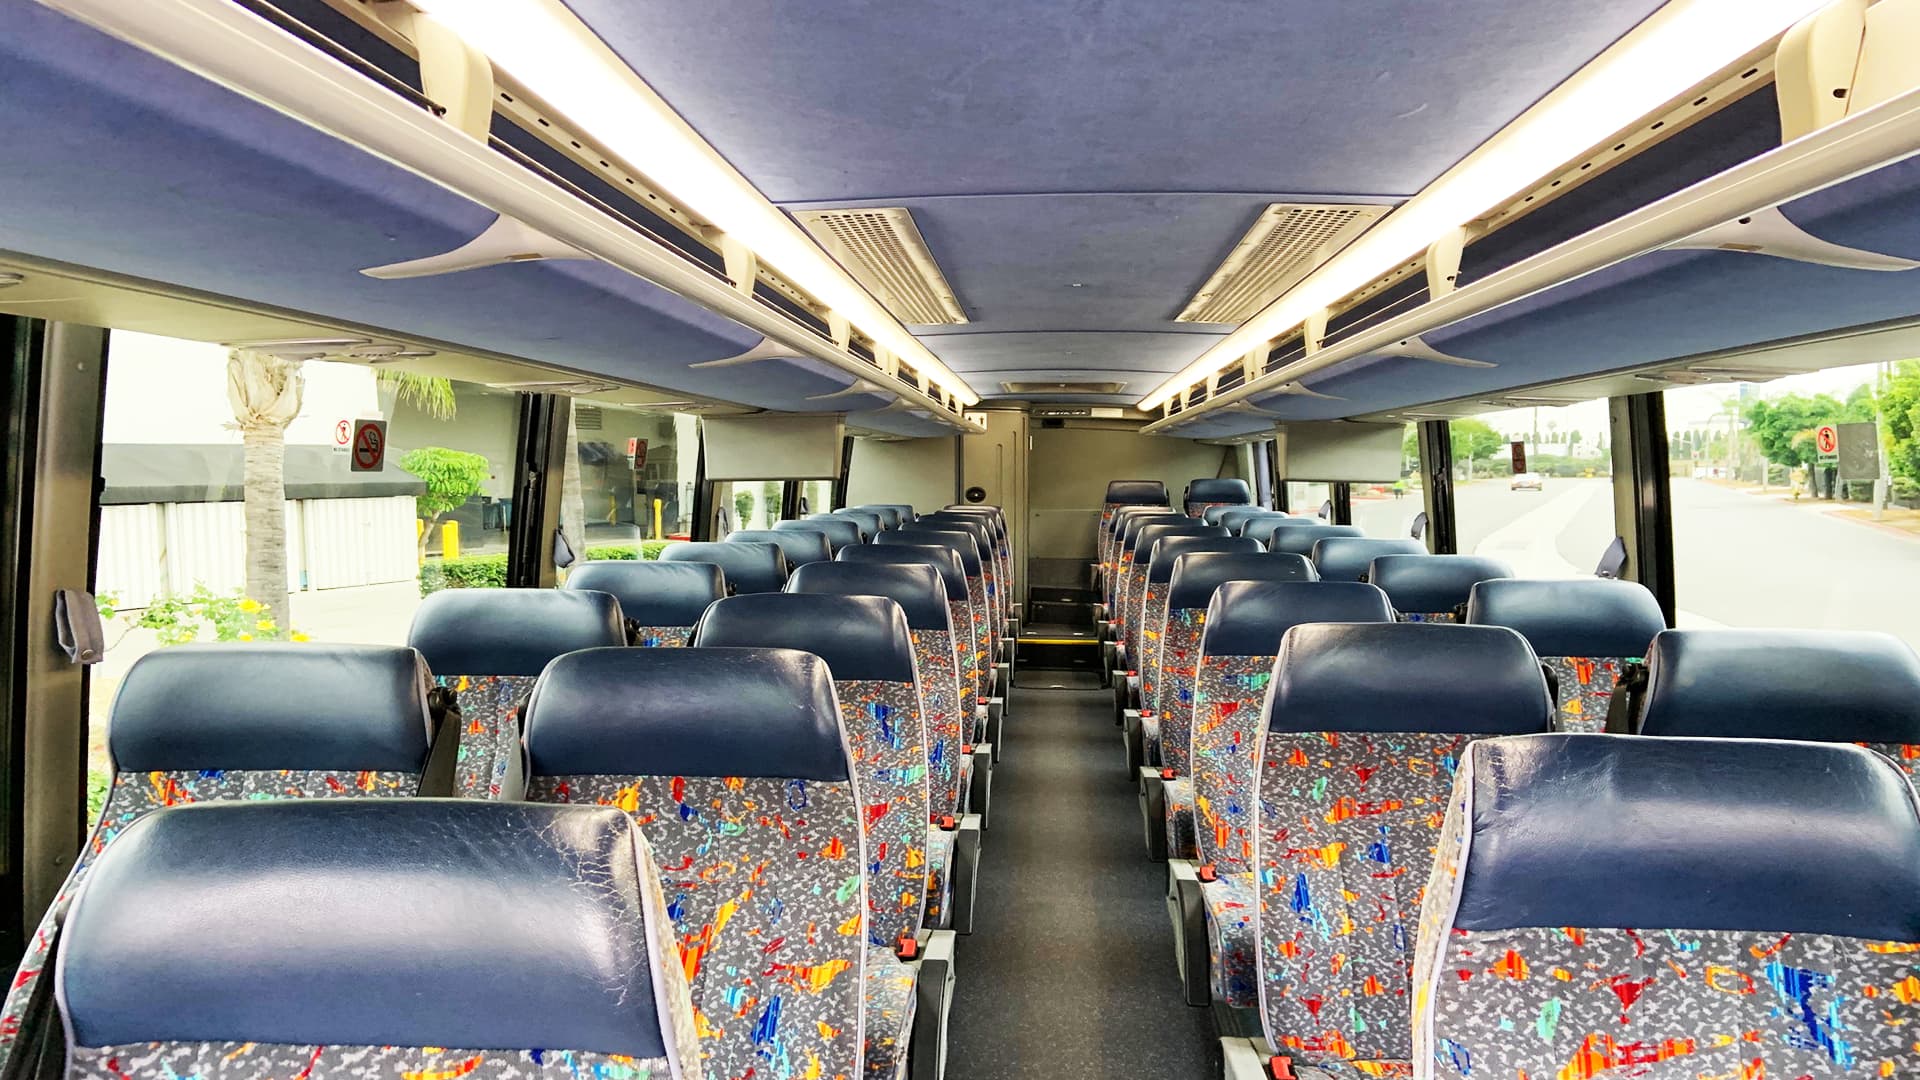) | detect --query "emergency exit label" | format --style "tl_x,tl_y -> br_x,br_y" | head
350,418 -> 388,473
